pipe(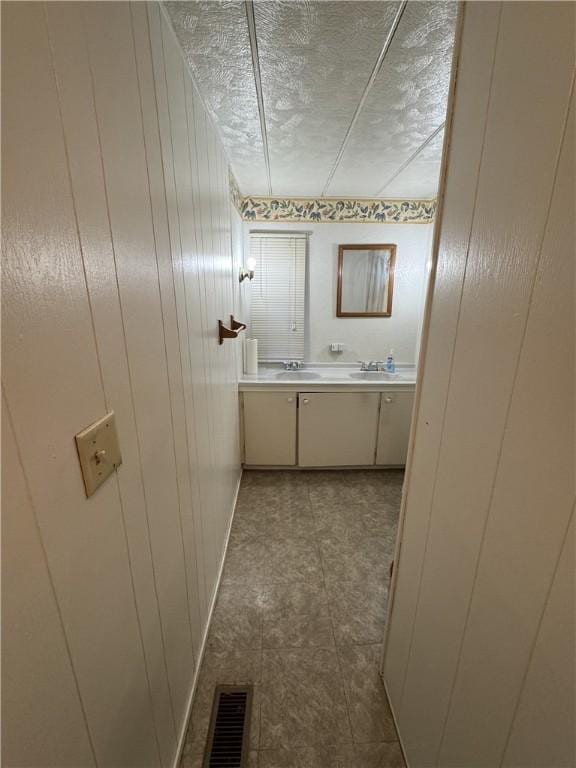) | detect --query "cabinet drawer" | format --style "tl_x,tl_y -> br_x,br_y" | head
243,392 -> 297,465
298,392 -> 380,467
